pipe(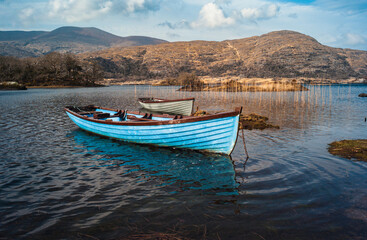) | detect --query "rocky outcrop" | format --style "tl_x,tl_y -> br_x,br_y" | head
0,82 -> 27,90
